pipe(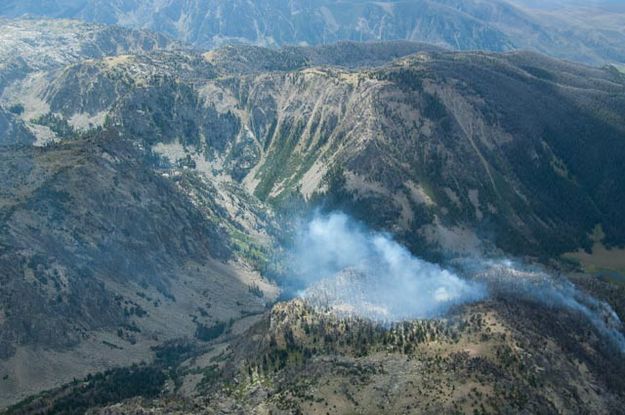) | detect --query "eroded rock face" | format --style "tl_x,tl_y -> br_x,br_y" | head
6,41 -> 625,258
